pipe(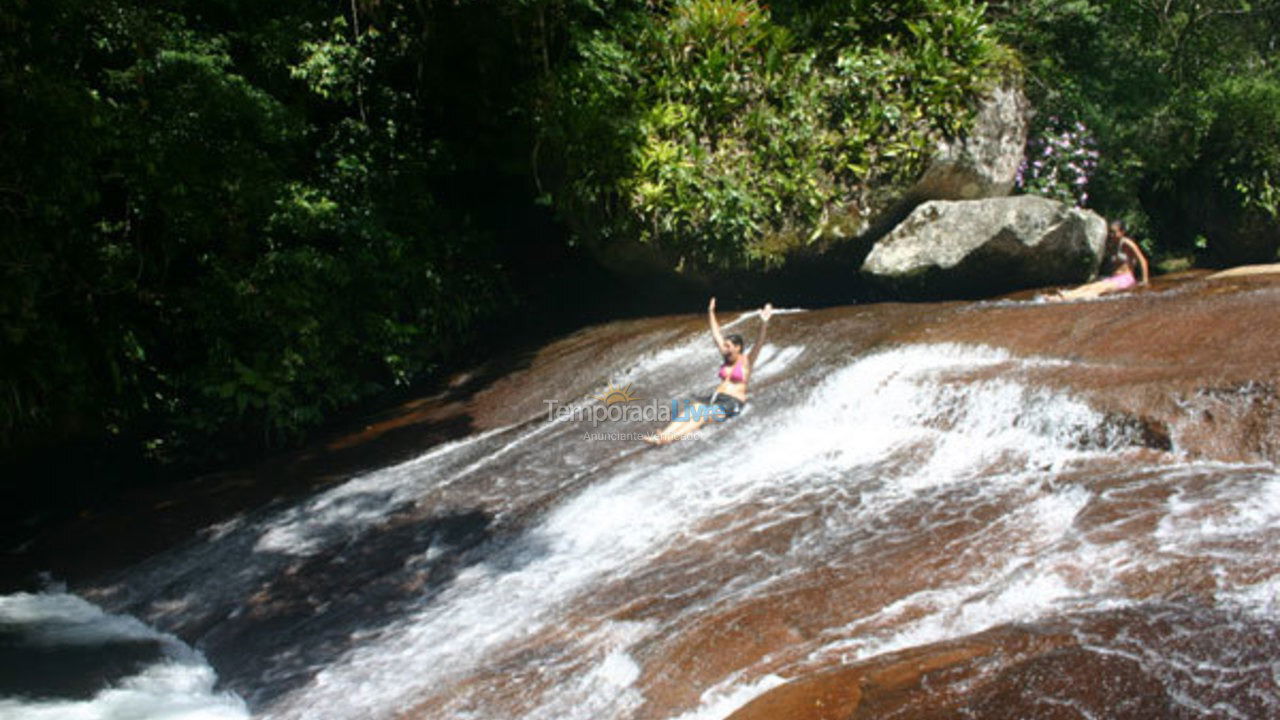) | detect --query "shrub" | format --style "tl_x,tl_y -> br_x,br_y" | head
1017,118 -> 1099,207
544,0 -> 1011,272
994,0 -> 1280,259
